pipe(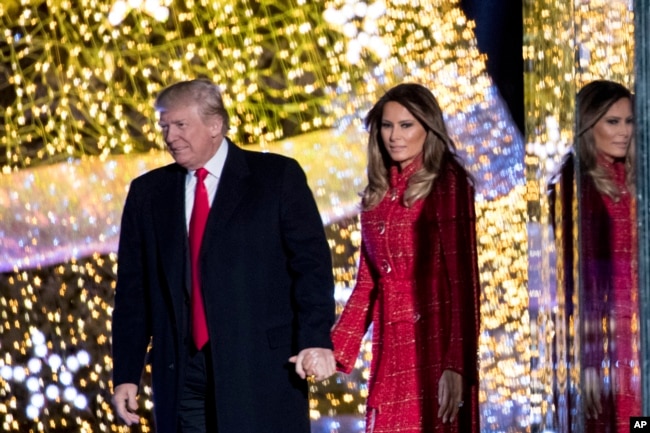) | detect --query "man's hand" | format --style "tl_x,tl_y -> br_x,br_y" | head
289,348 -> 336,381
437,369 -> 463,423
112,383 -> 140,425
